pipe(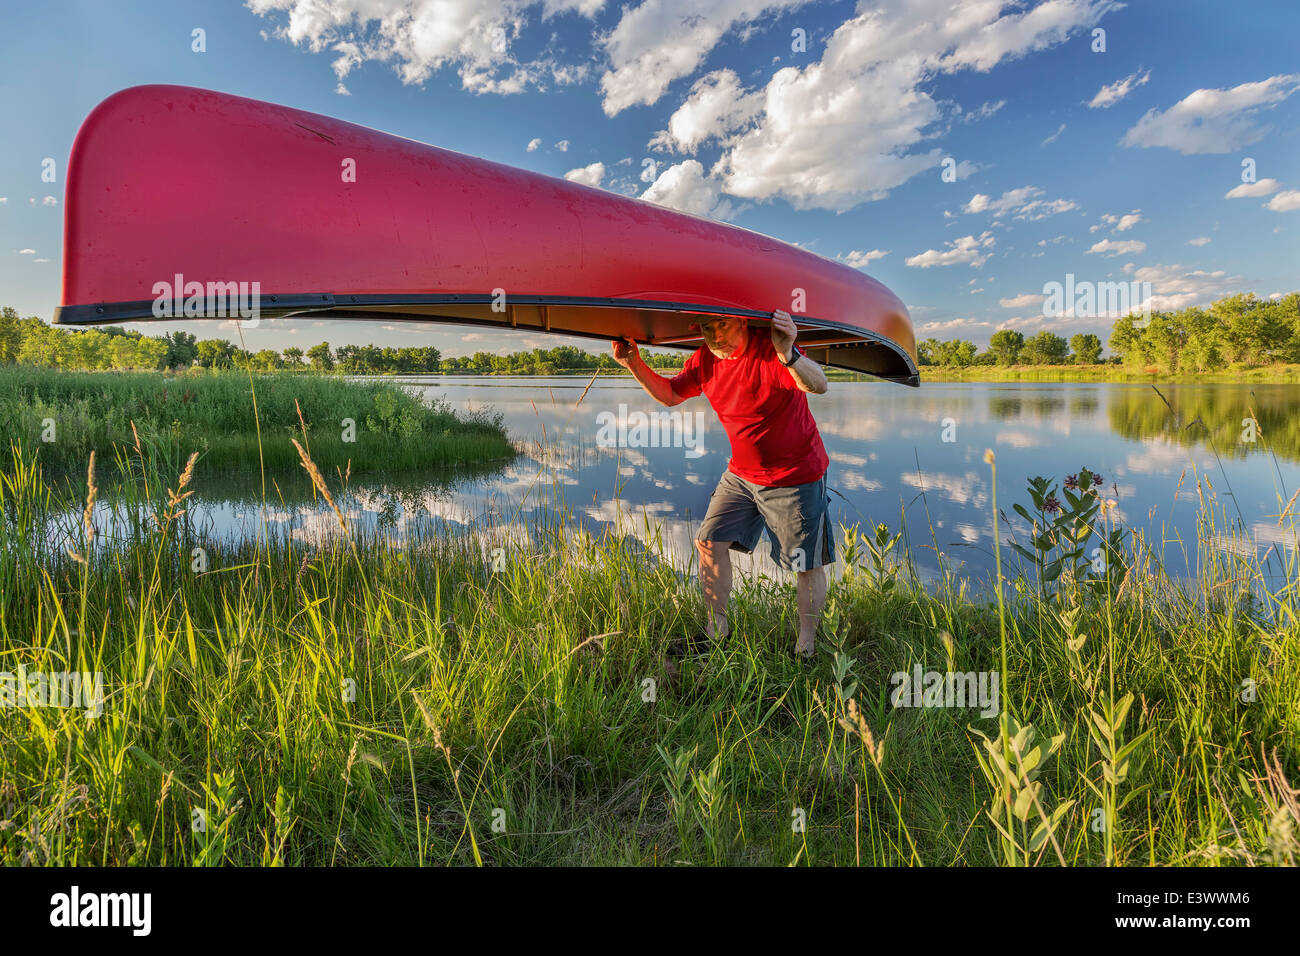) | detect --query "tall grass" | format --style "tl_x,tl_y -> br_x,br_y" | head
0,365 -> 515,477
1,428 -> 1297,866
